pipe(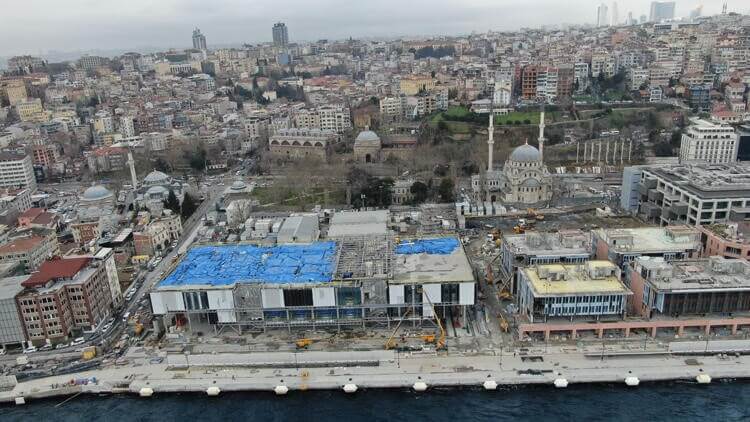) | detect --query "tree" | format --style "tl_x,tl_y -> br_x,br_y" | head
438,178 -> 455,202
154,157 -> 171,172
181,193 -> 198,219
410,181 -> 429,204
164,190 -> 180,214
